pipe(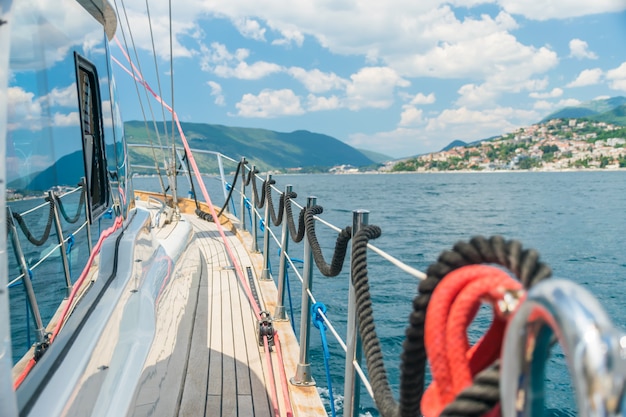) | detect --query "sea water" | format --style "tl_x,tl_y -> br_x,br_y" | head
264,171 -> 626,416
9,171 -> 626,416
